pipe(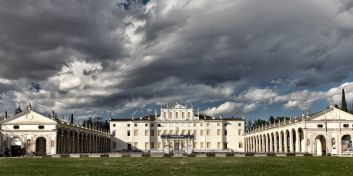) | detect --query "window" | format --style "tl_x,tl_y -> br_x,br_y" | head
176,112 -> 179,119
134,129 -> 138,136
145,123 -> 148,127
217,142 -> 221,148
238,123 -> 241,126
38,125 -> 44,129
217,129 -> 221,135
239,142 -> 243,148
134,124 -> 137,127
193,123 -> 196,127
238,129 -> 242,135
207,142 -> 211,148
127,130 -> 131,136
188,112 -> 191,118
207,123 -> 210,127
200,123 -> 203,127
343,124 -> 349,128
13,125 -> 19,129
158,124 -> 161,127
200,130 -> 204,136
113,124 -> 116,127
201,142 -> 204,148
317,124 -> 323,128
150,142 -> 155,149
224,130 -> 227,136
182,112 -> 185,118
127,124 -> 130,127
145,142 -> 149,149
223,142 -> 228,149
158,130 -> 161,136
150,130 -> 155,136
112,130 -> 117,136
217,123 -> 221,126
145,130 -> 149,136
224,123 -> 228,126
206,129 -> 211,135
